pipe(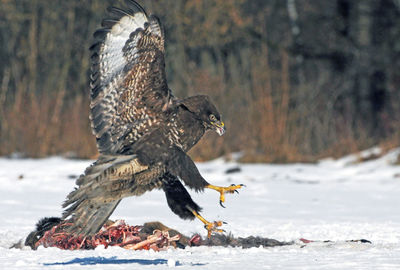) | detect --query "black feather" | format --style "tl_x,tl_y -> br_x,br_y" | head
107,6 -> 133,18
162,173 -> 201,220
101,18 -> 119,28
90,52 -> 100,63
89,41 -> 102,52
90,71 -> 99,83
168,146 -> 209,192
125,0 -> 148,17
93,28 -> 110,40
90,85 -> 102,100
